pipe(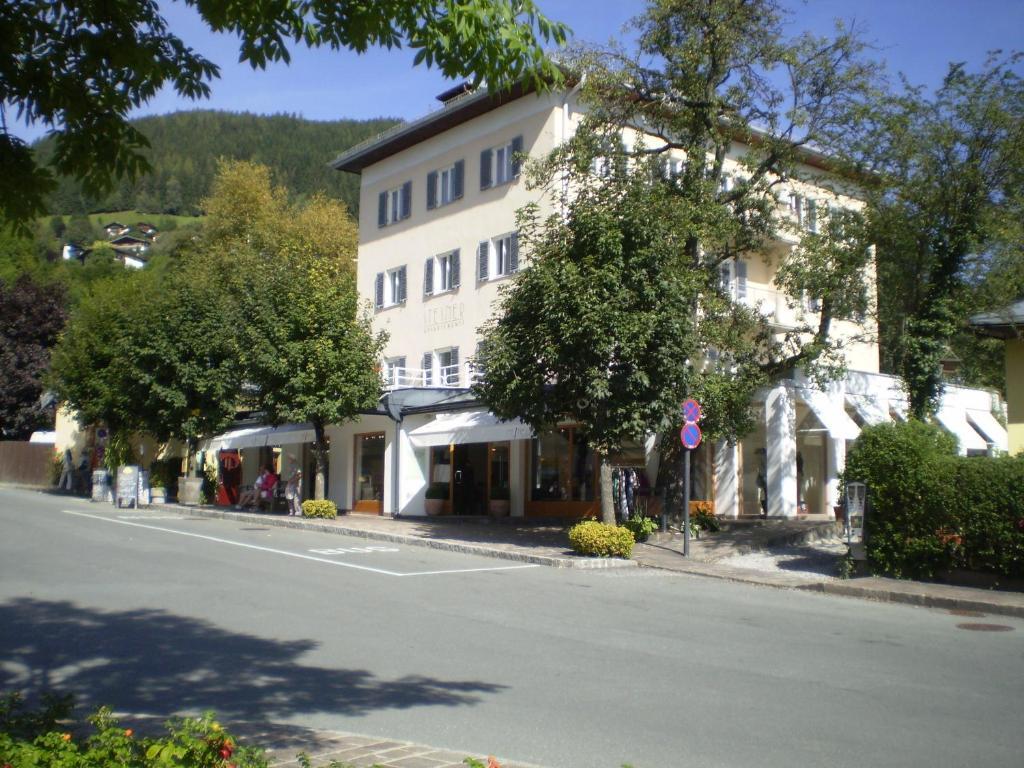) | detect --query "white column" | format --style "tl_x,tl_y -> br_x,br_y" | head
713,440 -> 739,518
766,384 -> 798,518
826,438 -> 845,515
